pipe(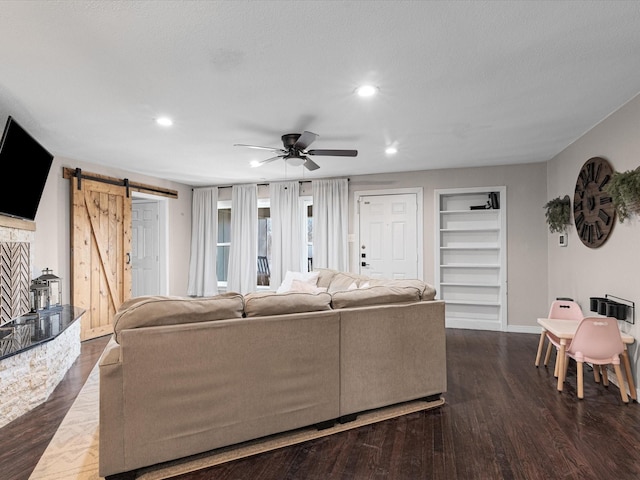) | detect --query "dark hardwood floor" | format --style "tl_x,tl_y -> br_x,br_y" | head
3,329 -> 640,480
0,334 -> 110,480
